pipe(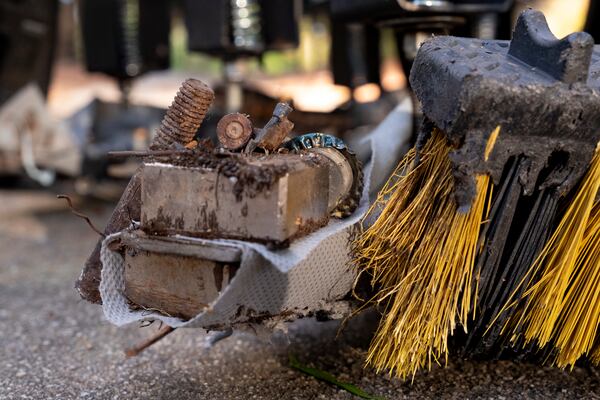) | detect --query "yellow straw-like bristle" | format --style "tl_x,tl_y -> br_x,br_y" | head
501,146 -> 600,367
553,202 -> 600,368
353,127 -> 496,378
